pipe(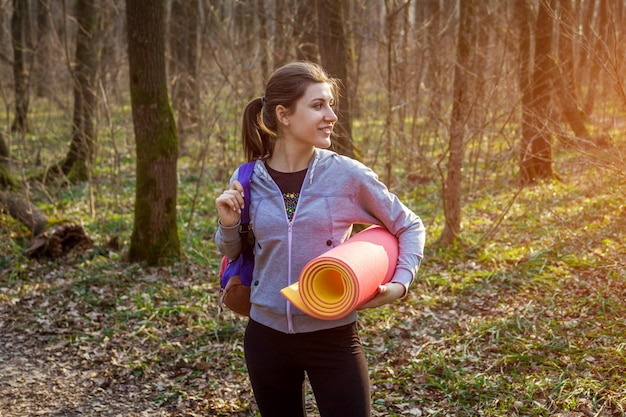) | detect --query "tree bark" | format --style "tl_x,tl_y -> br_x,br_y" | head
520,0 -> 556,184
255,0 -> 270,80
0,1 -> 7,62
383,0 -> 395,186
11,0 -> 32,133
316,0 -> 355,158
582,0 -> 606,116
294,1 -> 318,62
273,0 -> 288,66
439,0 -> 473,246
553,0 -> 591,144
169,0 -> 199,153
33,0 -> 52,99
516,0 -> 534,180
61,0 -> 99,182
126,0 -> 181,265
